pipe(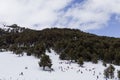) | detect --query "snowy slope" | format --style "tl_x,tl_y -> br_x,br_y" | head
0,50 -> 120,80
0,24 -> 24,33
0,24 -> 13,32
